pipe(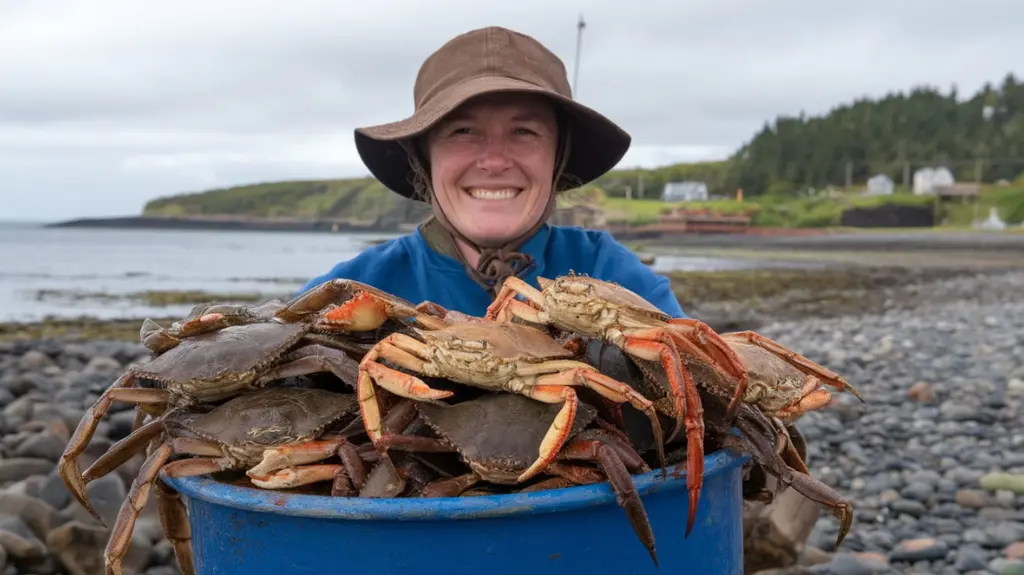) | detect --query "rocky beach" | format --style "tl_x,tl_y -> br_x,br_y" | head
0,261 -> 1023,575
